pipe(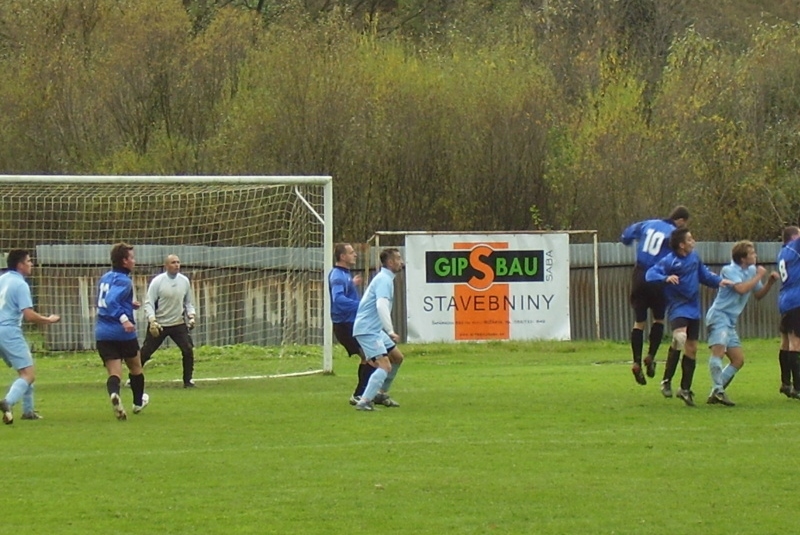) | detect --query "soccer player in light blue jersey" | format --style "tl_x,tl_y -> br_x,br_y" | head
777,226 -> 800,398
0,249 -> 61,424
621,206 -> 690,385
706,241 -> 778,406
646,228 -> 733,406
95,243 -> 147,420
352,248 -> 405,411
